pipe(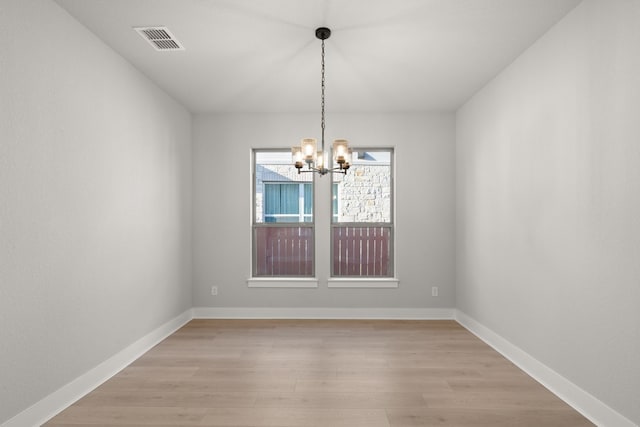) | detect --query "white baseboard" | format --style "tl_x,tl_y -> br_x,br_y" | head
193,306 -> 454,320
1,309 -> 193,427
455,310 -> 637,427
